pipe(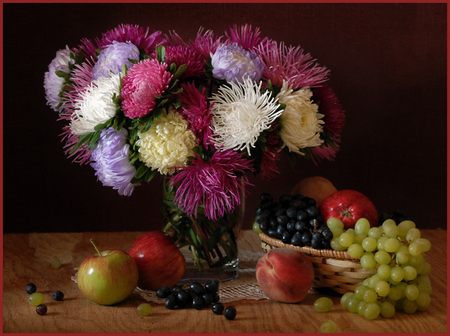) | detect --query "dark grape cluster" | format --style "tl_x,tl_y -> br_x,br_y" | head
255,193 -> 333,249
378,209 -> 415,225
